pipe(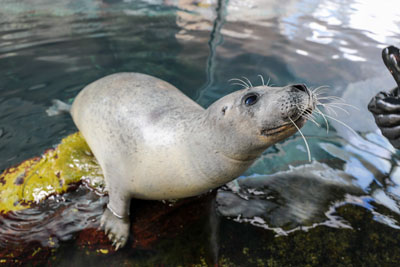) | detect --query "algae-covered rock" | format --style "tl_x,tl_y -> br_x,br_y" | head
0,132 -> 104,213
